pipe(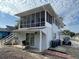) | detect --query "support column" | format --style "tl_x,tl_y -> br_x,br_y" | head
45,10 -> 47,26
39,31 -> 42,52
18,18 -> 21,29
